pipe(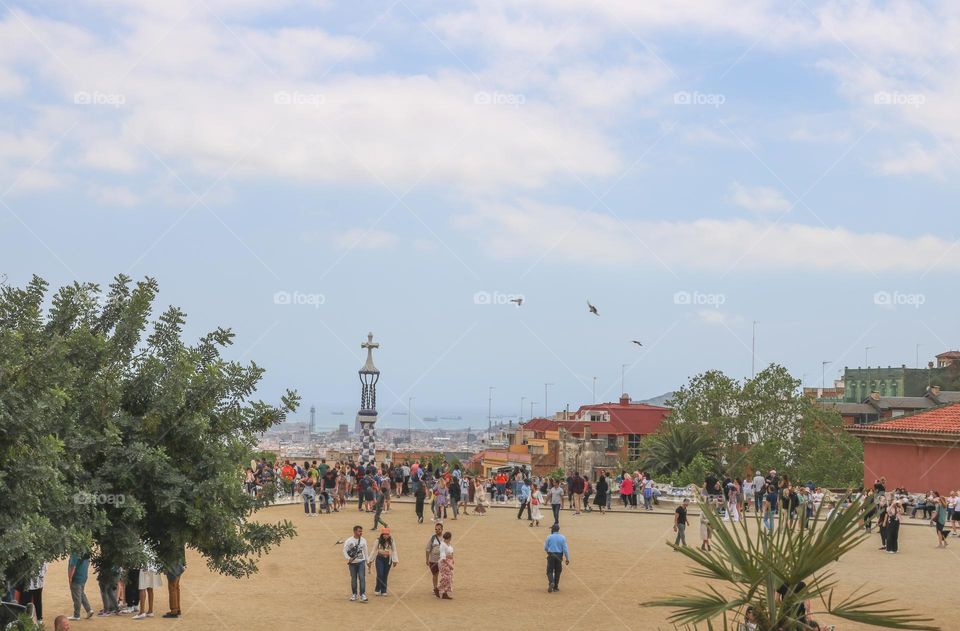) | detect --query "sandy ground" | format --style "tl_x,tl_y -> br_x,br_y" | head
37,500 -> 957,631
